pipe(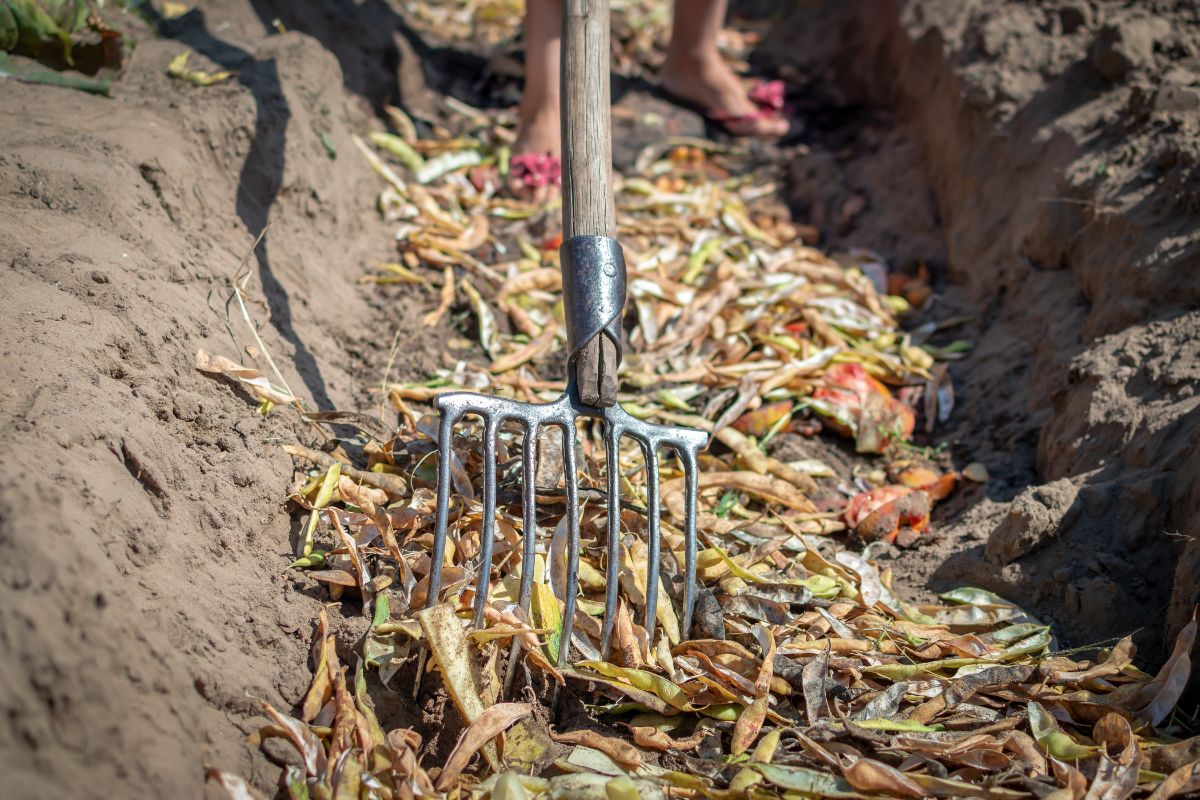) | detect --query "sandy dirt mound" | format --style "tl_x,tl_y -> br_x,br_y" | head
0,6 -> 412,796
0,0 -> 1197,797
